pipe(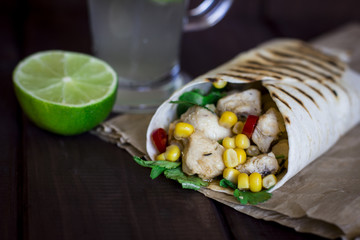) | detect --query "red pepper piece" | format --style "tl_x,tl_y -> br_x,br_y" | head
151,128 -> 168,153
242,115 -> 259,139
